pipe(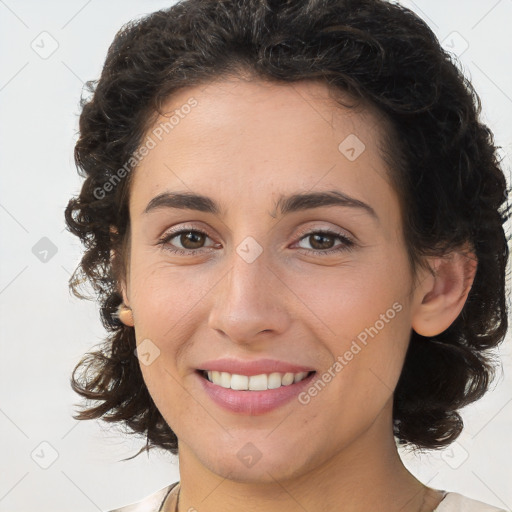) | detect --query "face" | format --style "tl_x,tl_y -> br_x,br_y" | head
120,77 -> 427,483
